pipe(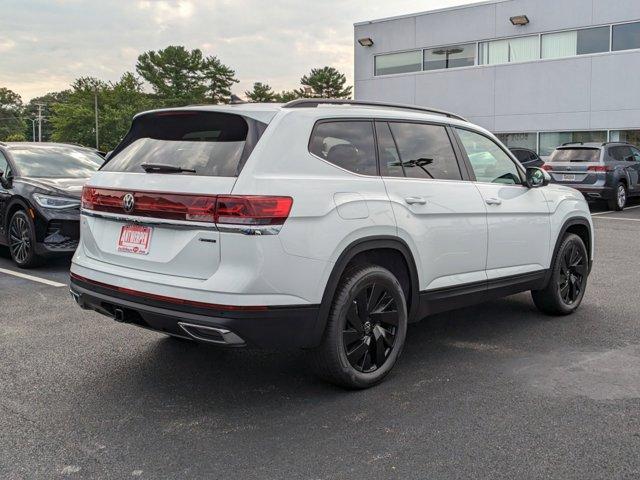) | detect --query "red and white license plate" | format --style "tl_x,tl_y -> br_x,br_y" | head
117,225 -> 152,255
